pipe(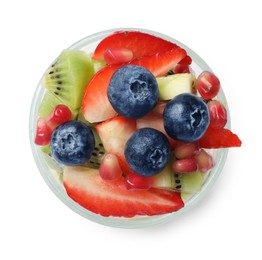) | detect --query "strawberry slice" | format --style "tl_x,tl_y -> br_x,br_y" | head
82,47 -> 187,123
93,31 -> 177,60
63,166 -> 184,217
96,116 -> 136,174
82,65 -> 120,123
131,47 -> 187,77
198,127 -> 242,148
